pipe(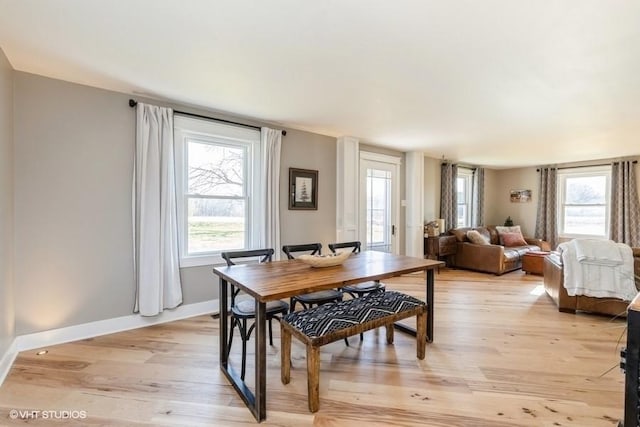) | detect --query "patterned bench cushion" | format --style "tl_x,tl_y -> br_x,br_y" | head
282,290 -> 425,339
